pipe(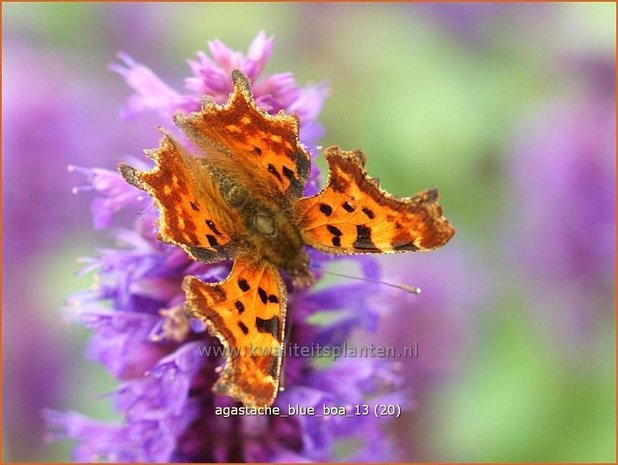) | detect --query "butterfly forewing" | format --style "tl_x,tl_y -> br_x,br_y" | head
119,134 -> 242,263
294,146 -> 455,254
175,70 -> 310,200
